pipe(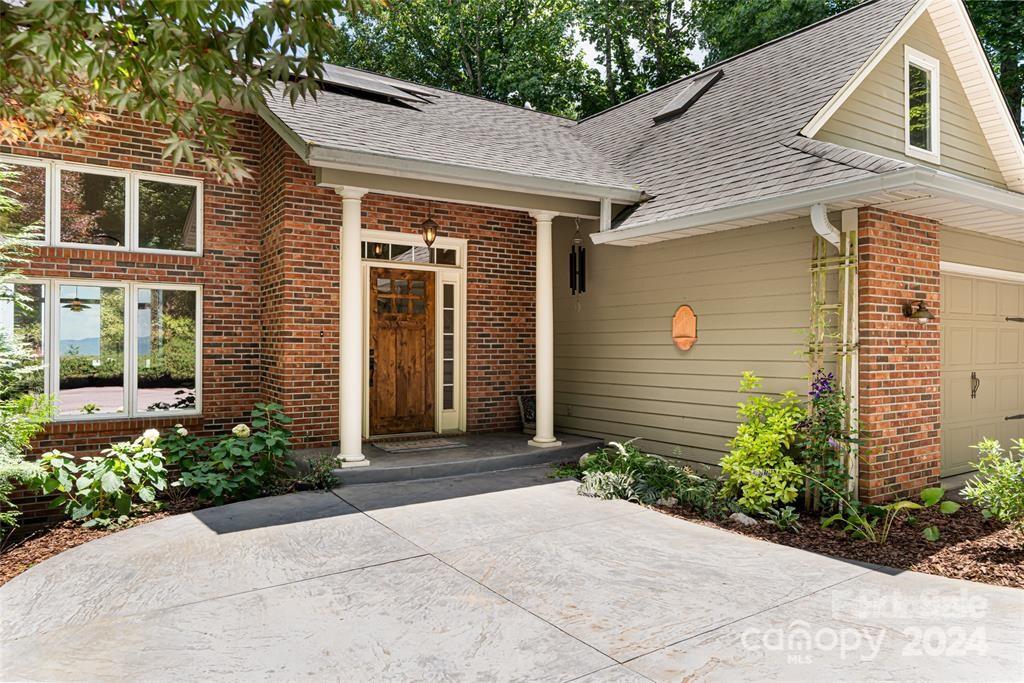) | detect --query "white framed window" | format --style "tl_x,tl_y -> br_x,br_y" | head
1,279 -> 202,420
0,155 -> 203,255
905,46 -> 941,163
